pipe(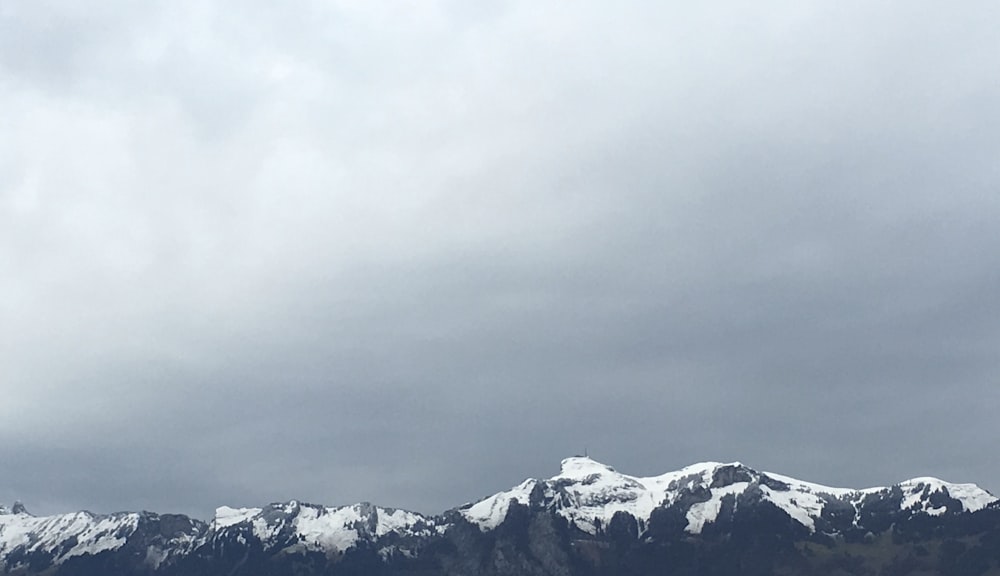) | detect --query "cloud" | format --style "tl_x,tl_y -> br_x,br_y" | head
2,0 -> 999,519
